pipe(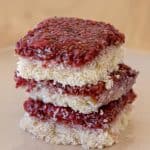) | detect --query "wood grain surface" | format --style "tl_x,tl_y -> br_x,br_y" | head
0,0 -> 150,51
